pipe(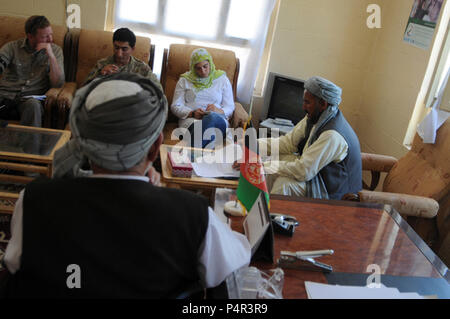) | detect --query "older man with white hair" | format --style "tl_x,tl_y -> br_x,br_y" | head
3,73 -> 250,298
259,76 -> 362,200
